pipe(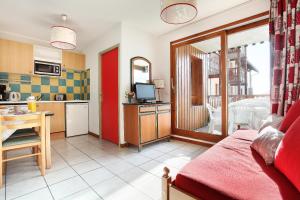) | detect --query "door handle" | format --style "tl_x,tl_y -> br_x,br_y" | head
171,78 -> 175,93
